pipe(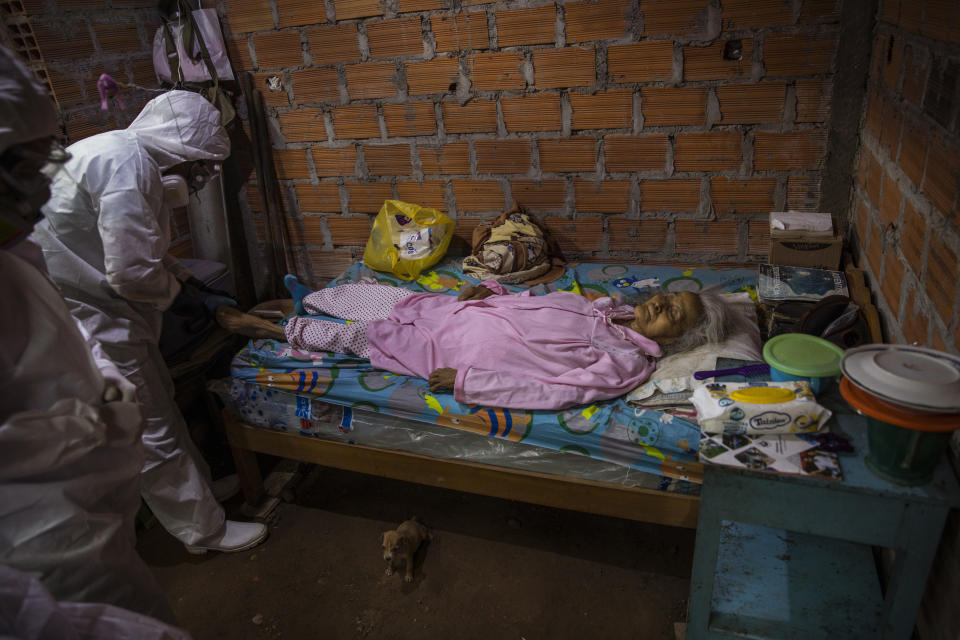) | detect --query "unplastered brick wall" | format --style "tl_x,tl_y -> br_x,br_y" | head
7,0 -> 193,254
222,0 -> 844,284
850,0 -> 960,356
